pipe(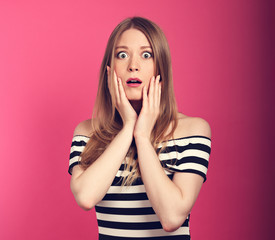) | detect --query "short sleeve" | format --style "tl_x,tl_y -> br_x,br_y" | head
159,136 -> 211,182
68,135 -> 89,175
